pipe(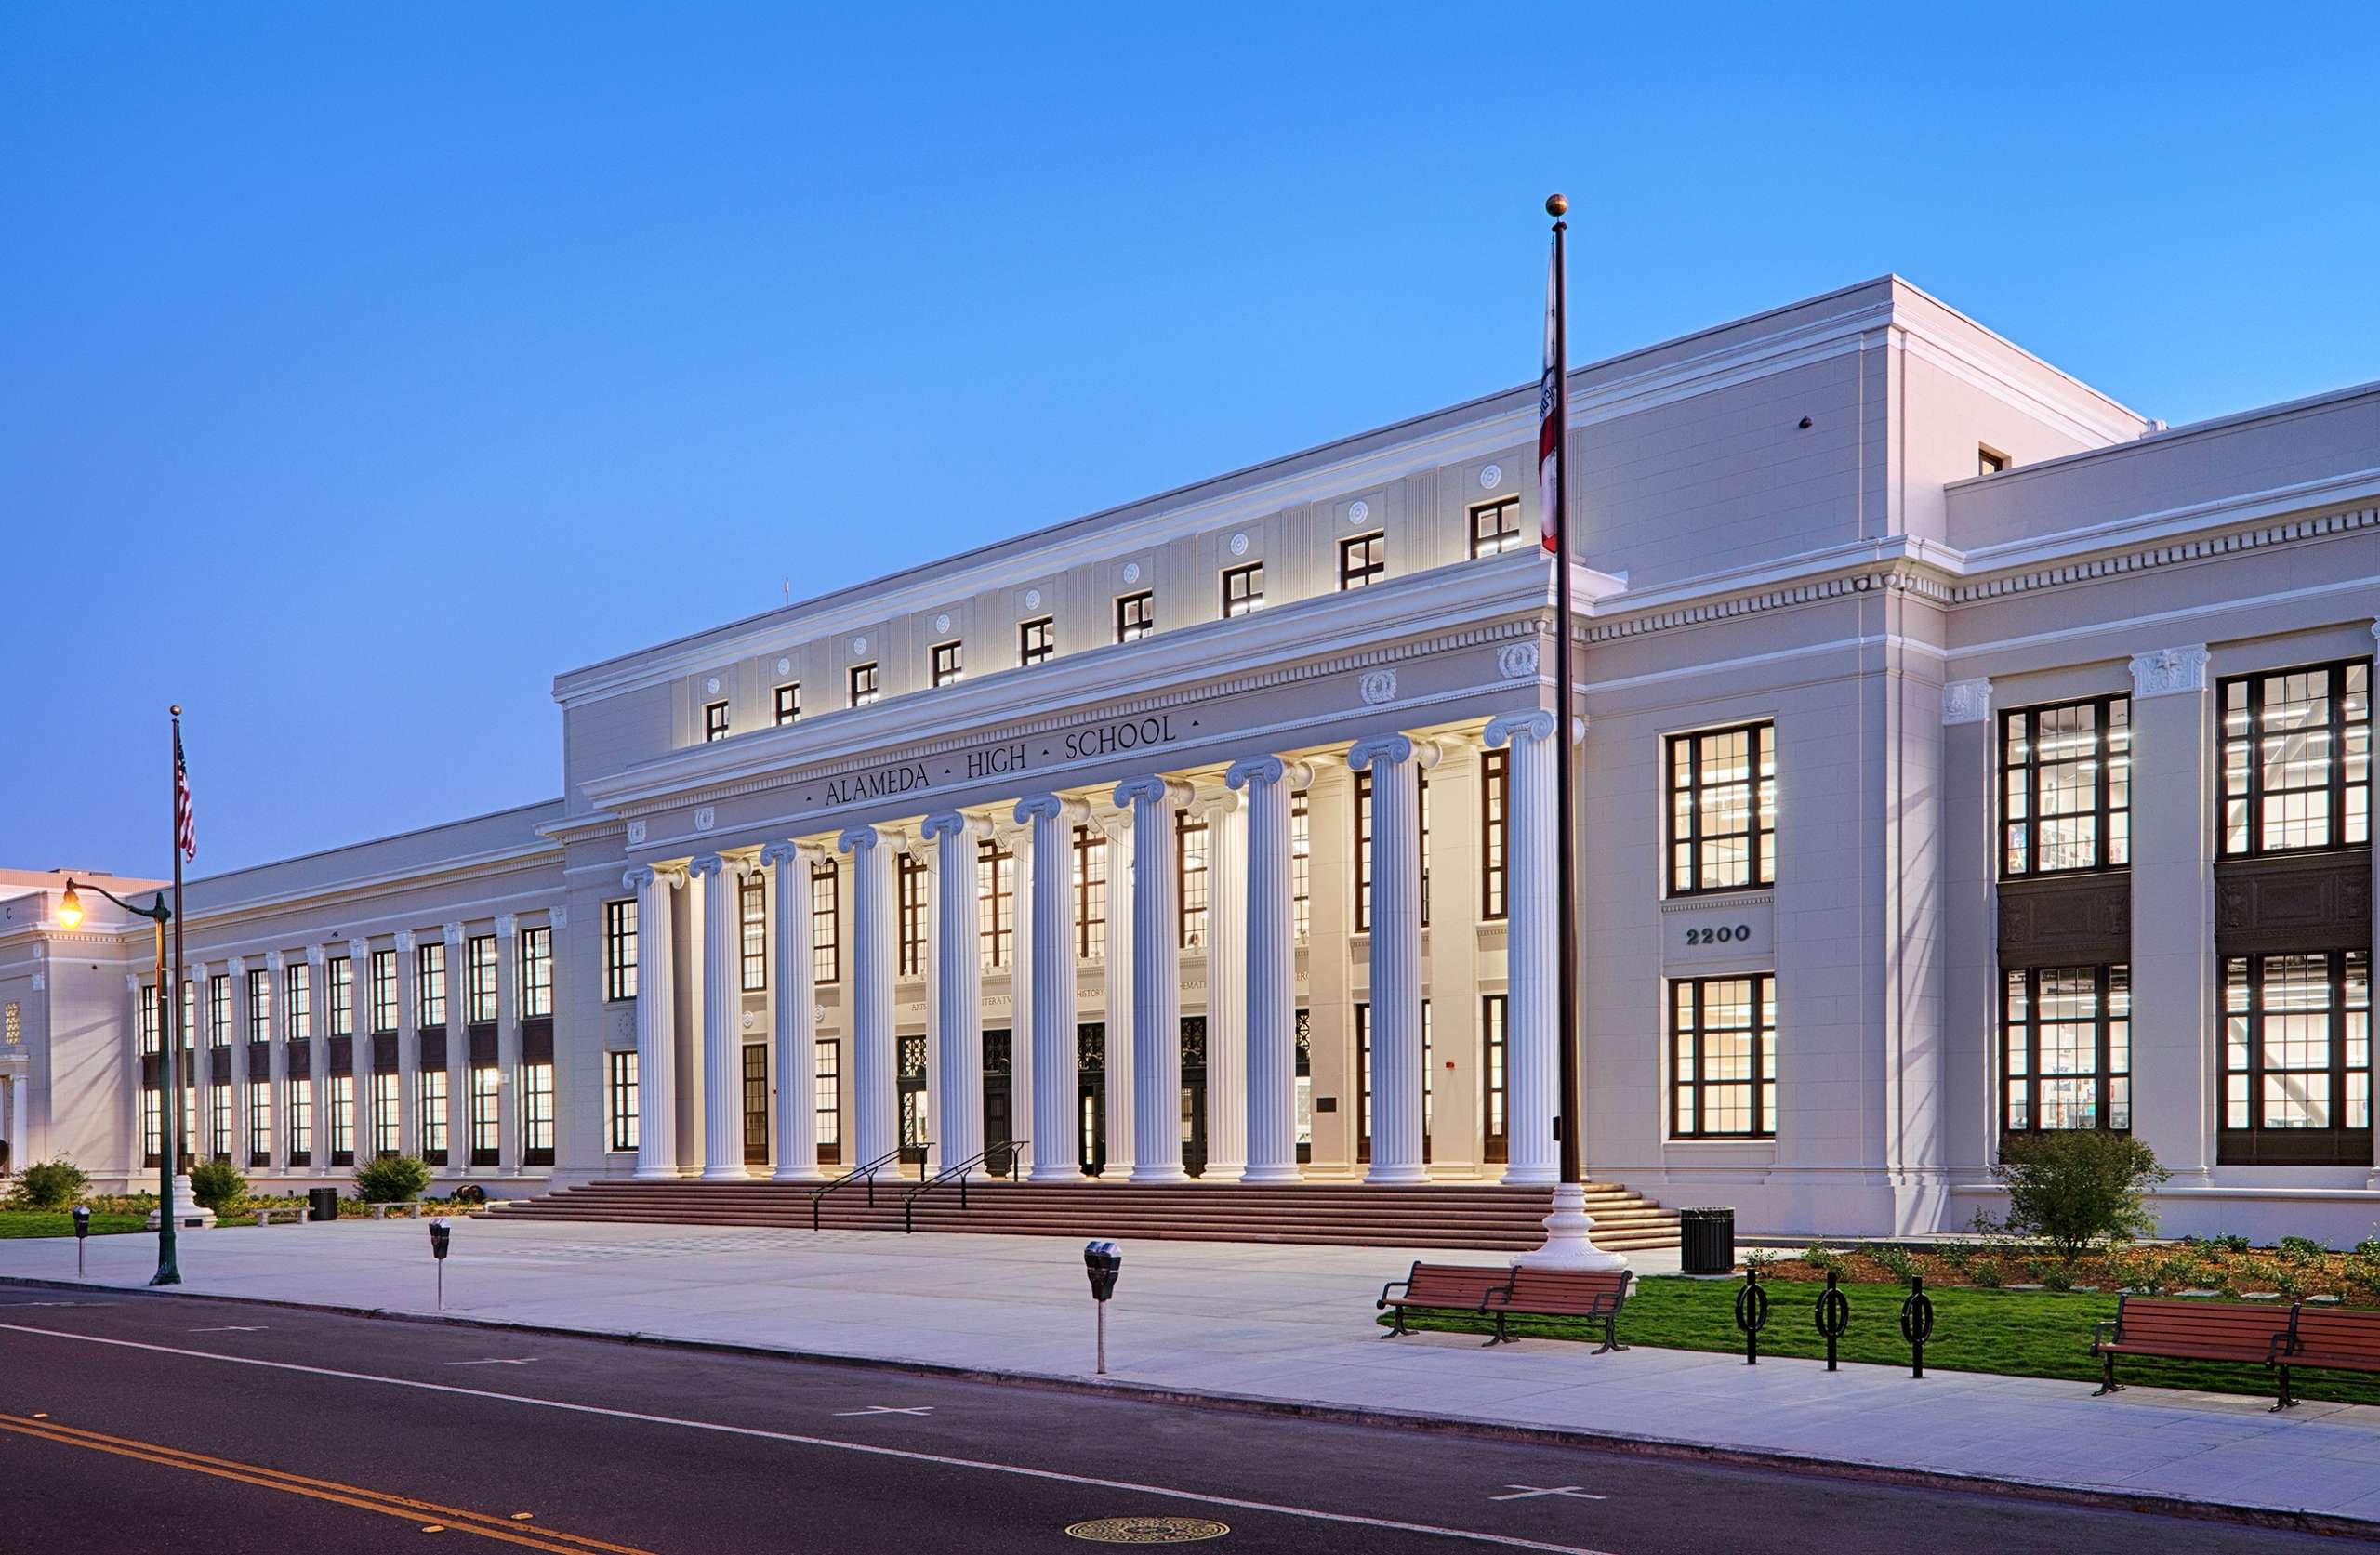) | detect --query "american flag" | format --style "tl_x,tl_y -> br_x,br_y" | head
175,727 -> 196,862
1538,231 -> 1564,557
